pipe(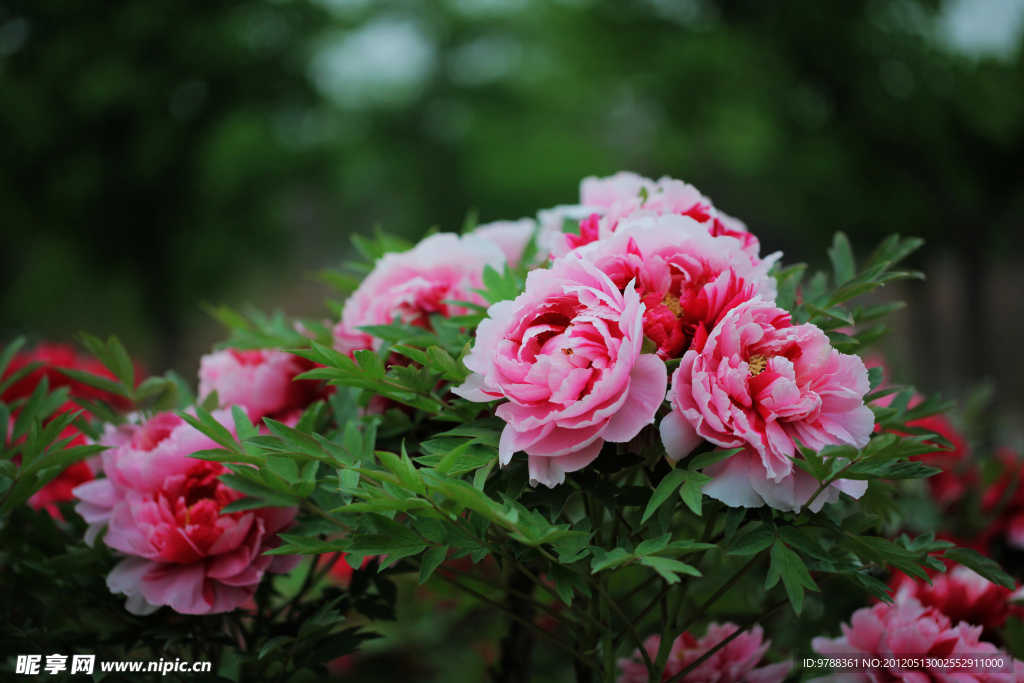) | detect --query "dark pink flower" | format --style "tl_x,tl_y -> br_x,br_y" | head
73,411 -> 299,615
